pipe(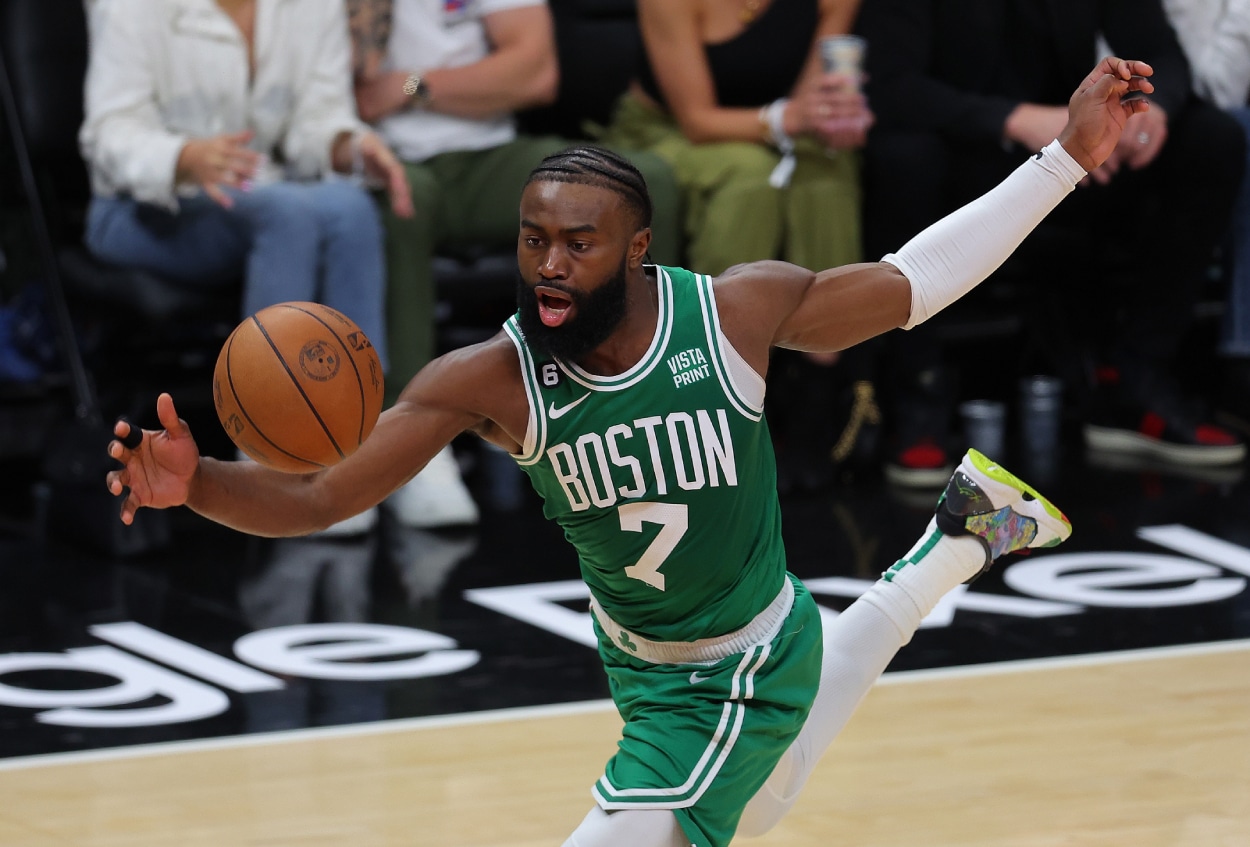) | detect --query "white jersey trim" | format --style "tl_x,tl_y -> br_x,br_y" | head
593,702 -> 744,810
720,330 -> 765,411
591,643 -> 771,810
557,266 -> 674,391
589,577 -> 792,664
695,273 -> 765,421
503,318 -> 545,466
